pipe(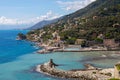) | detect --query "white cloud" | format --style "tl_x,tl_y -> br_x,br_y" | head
0,16 -> 17,25
0,10 -> 61,25
36,10 -> 61,21
57,0 -> 96,11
